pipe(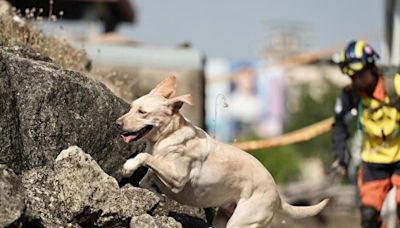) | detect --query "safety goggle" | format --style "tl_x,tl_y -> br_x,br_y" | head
339,59 -> 365,77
